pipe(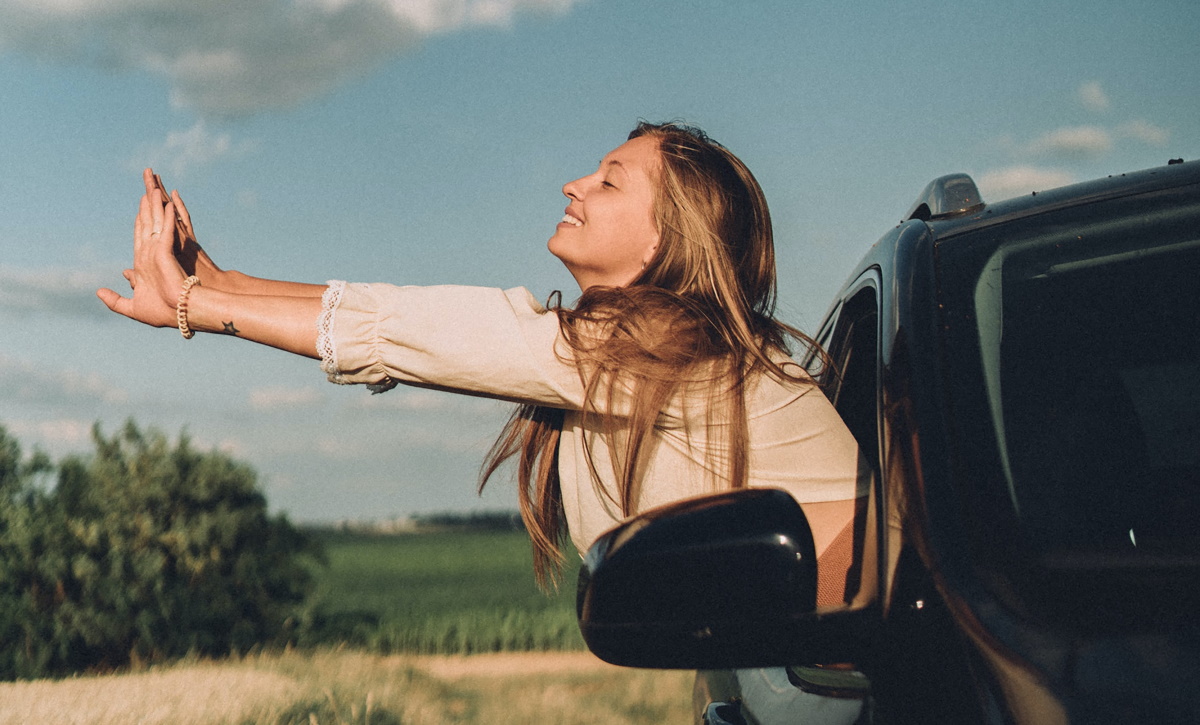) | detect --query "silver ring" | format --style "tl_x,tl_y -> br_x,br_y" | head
150,230 -> 162,236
